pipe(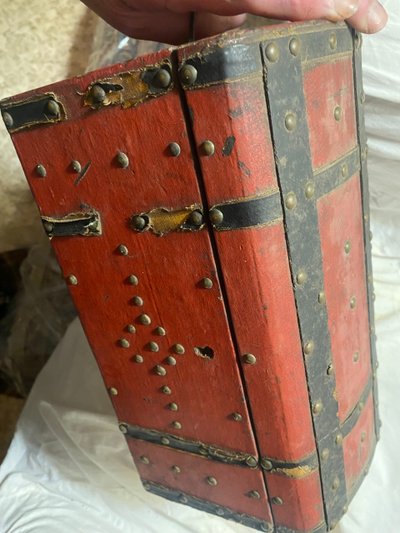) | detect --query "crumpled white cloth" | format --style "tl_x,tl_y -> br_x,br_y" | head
1,3 -> 399,531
